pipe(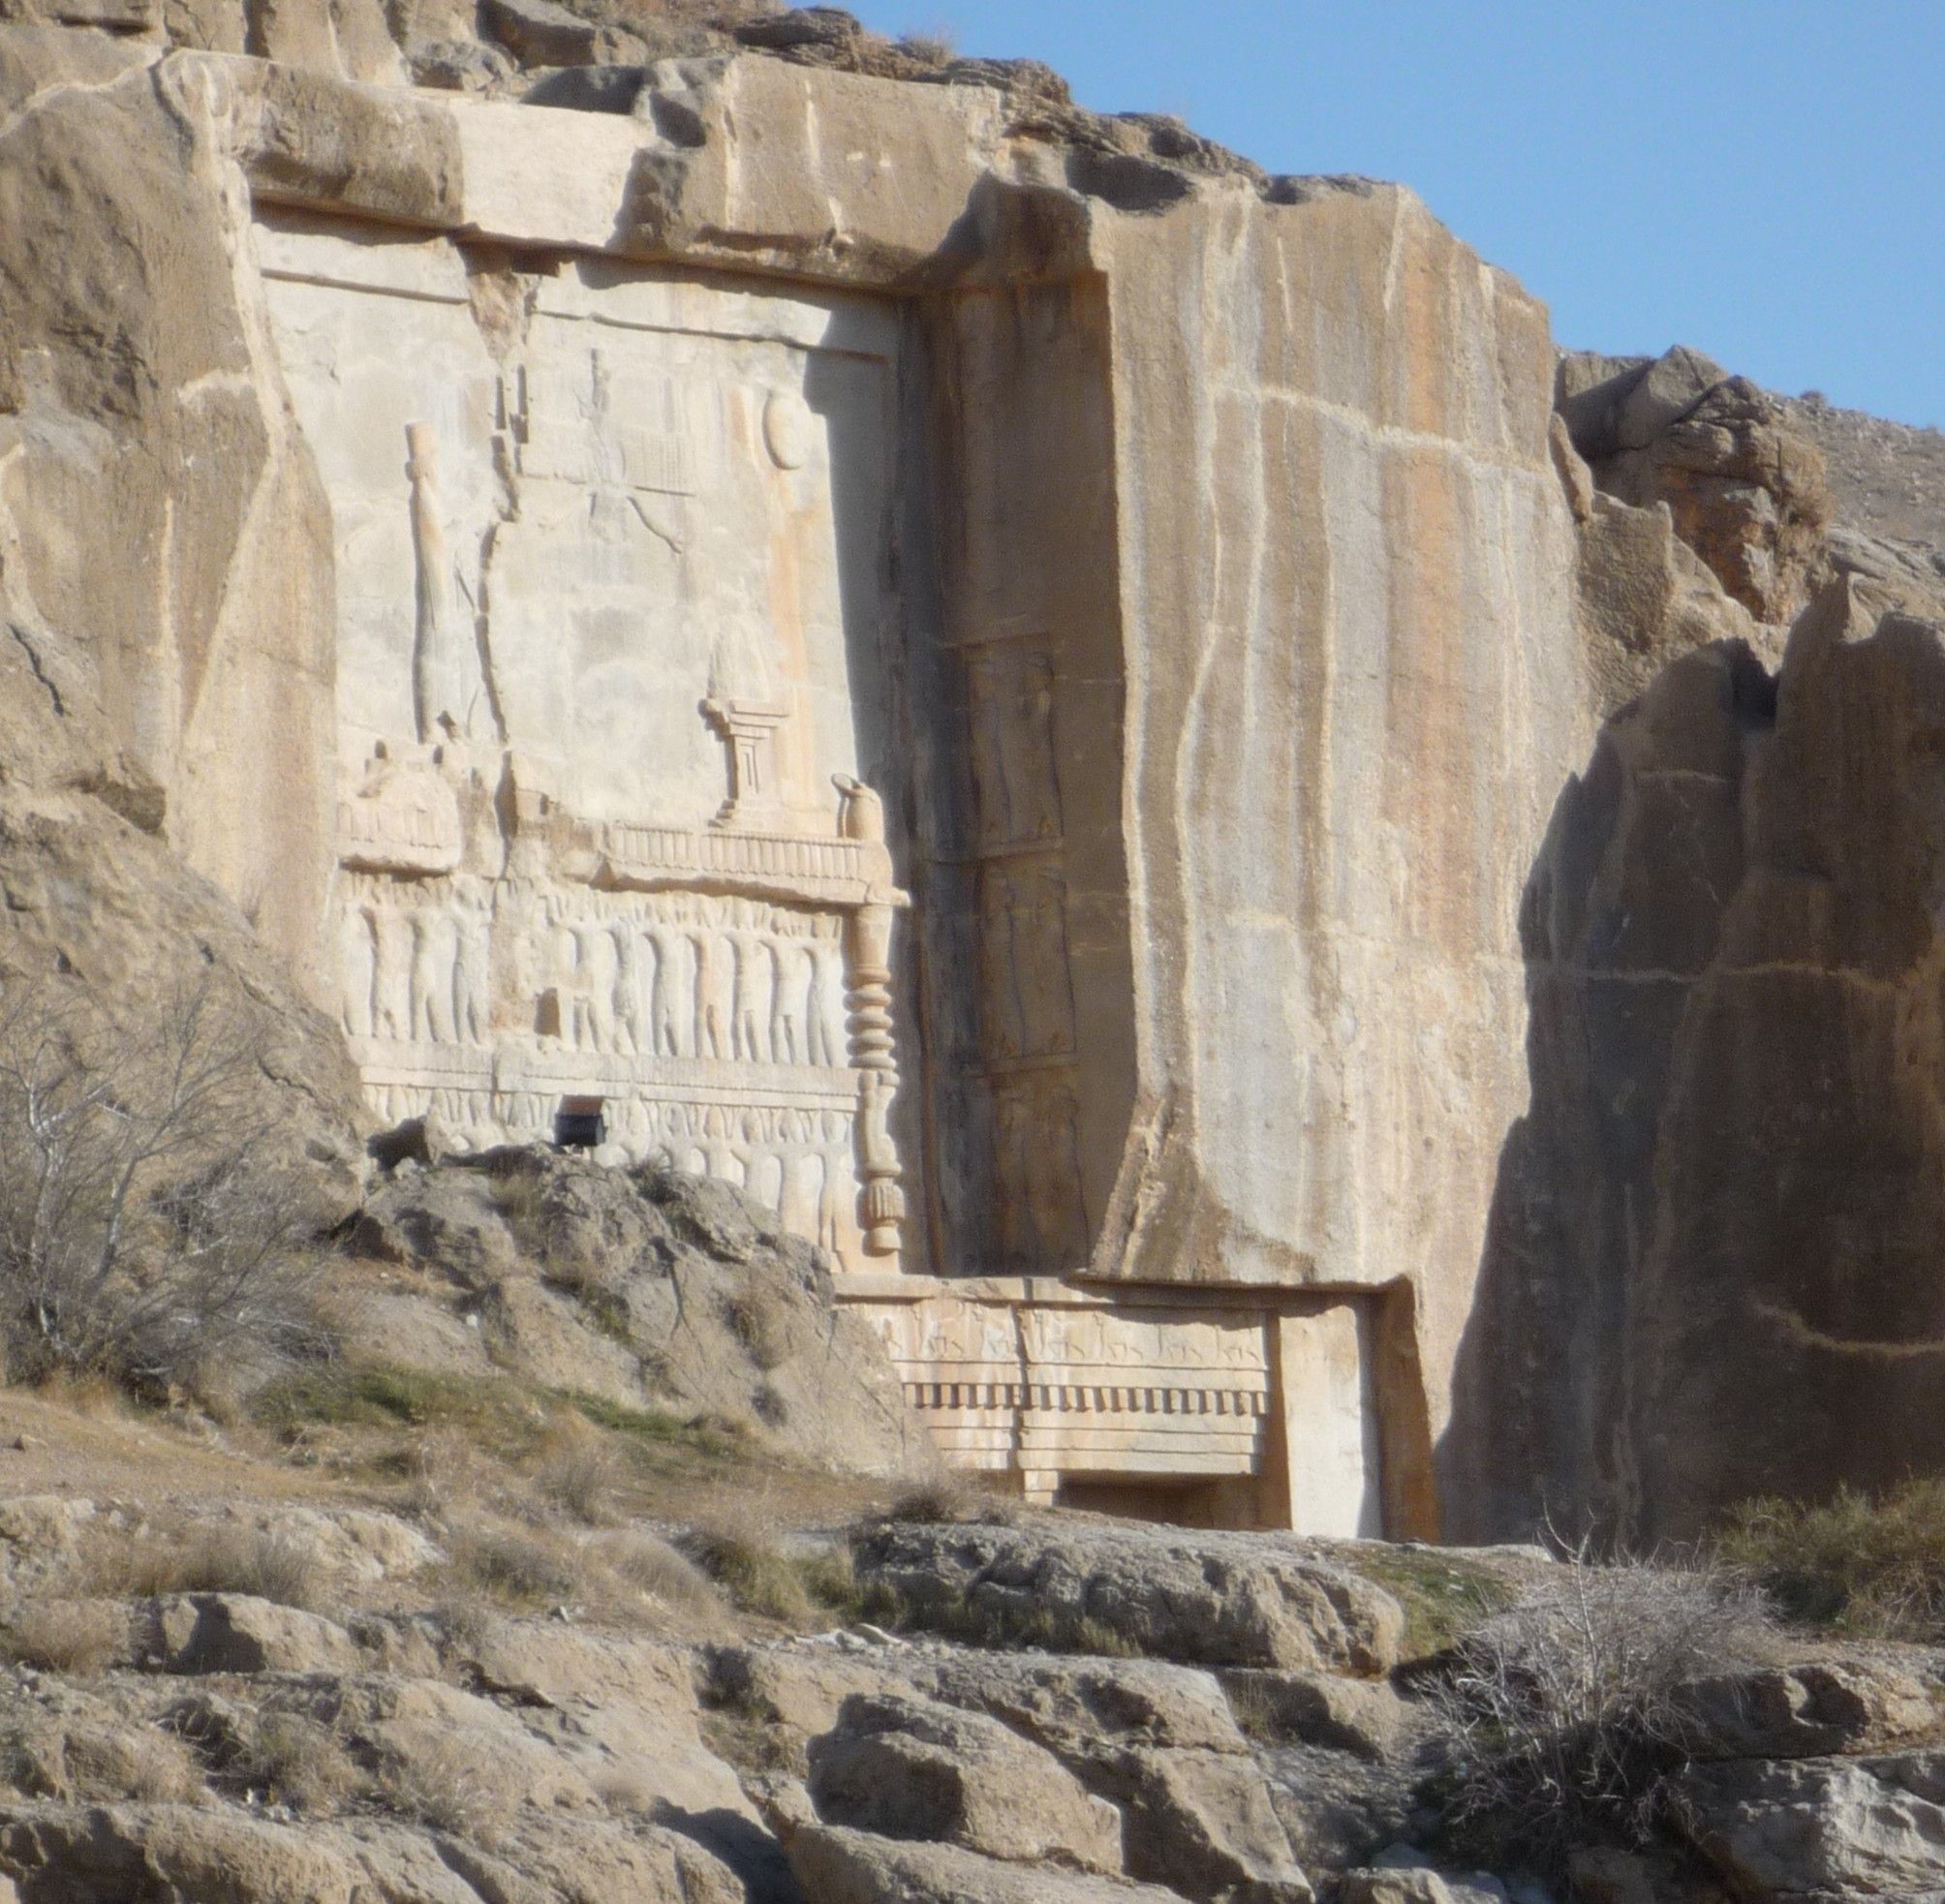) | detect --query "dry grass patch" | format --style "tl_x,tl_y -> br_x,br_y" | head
1,1599 -> 126,1677
719,1271 -> 790,1372
1716,1478 -> 1945,1642
373,1729 -> 505,1848
72,1522 -> 324,1612
532,1417 -> 626,1526
235,1709 -> 362,1815
586,1529 -> 722,1618
445,1521 -> 584,1612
